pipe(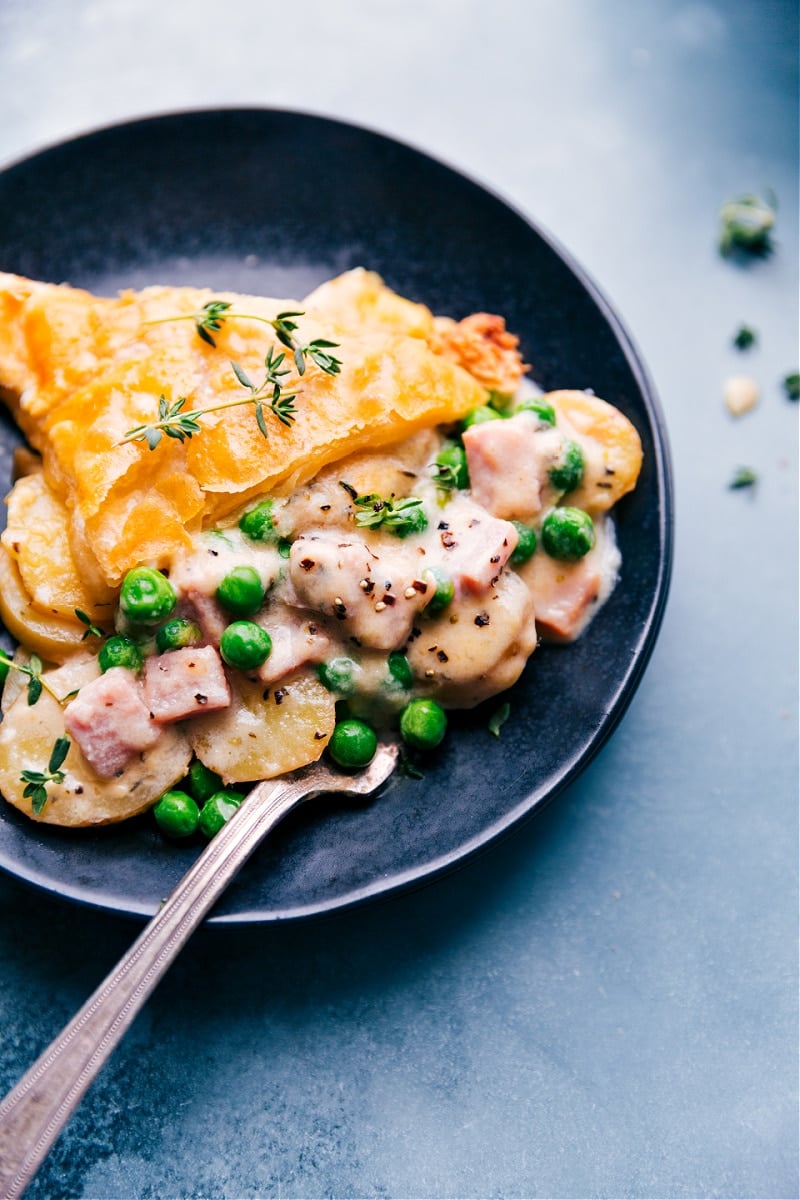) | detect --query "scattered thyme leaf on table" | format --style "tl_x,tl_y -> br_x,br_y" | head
732,325 -> 757,351
783,372 -> 800,401
719,191 -> 777,257
728,466 -> 758,490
